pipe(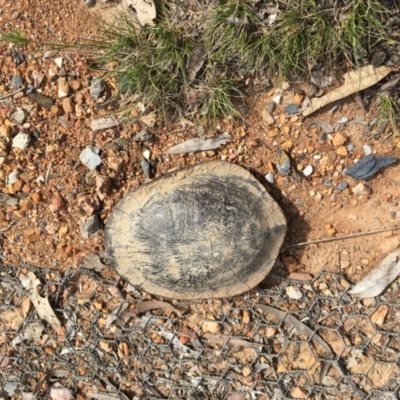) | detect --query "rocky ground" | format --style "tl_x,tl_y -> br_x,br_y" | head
0,0 -> 400,399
